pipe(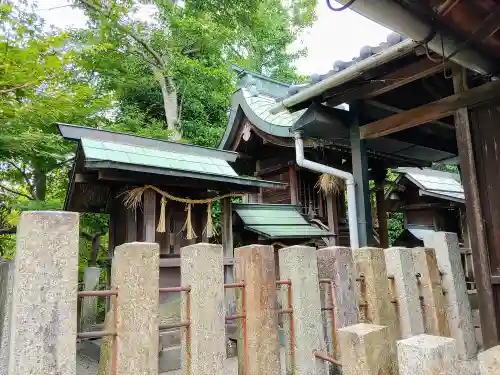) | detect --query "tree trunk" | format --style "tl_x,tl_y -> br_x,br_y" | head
33,165 -> 46,201
153,67 -> 178,132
